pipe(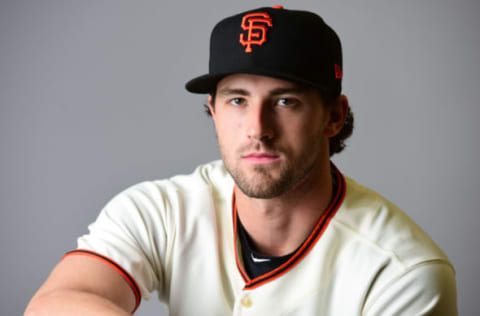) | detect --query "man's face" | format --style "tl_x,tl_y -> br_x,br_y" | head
209,74 -> 338,199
